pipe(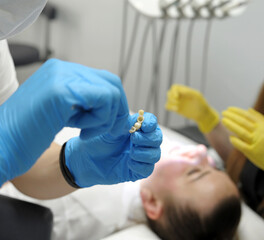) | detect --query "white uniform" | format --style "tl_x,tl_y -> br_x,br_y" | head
0,40 -> 18,105
0,181 -> 146,240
